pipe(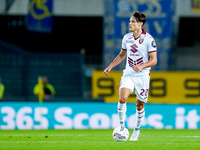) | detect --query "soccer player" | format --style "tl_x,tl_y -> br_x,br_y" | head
103,11 -> 157,141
